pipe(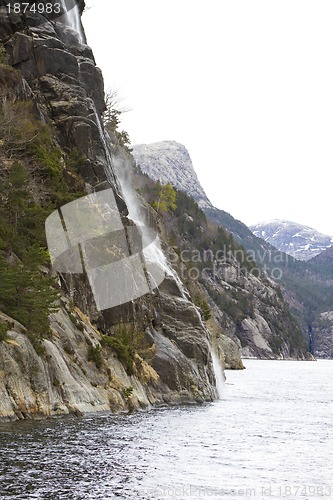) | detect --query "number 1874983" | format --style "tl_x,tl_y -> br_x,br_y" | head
6,2 -> 61,15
